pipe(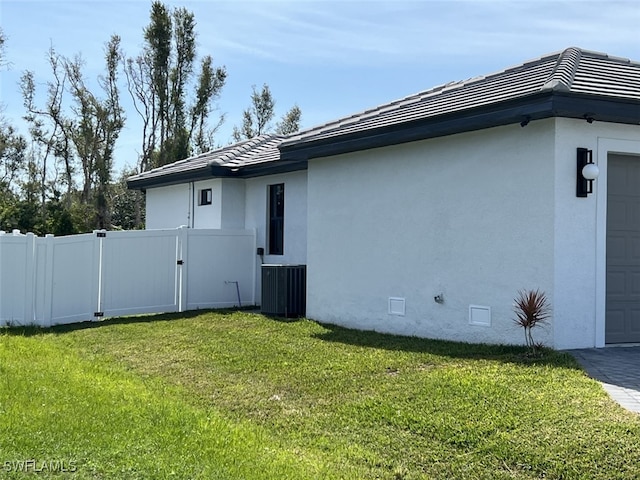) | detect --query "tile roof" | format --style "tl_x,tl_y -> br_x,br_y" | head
280,47 -> 640,158
128,47 -> 639,189
127,135 -> 293,189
